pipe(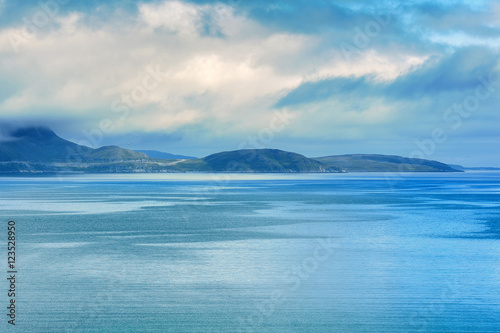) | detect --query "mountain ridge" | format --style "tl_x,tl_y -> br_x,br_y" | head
0,126 -> 465,174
